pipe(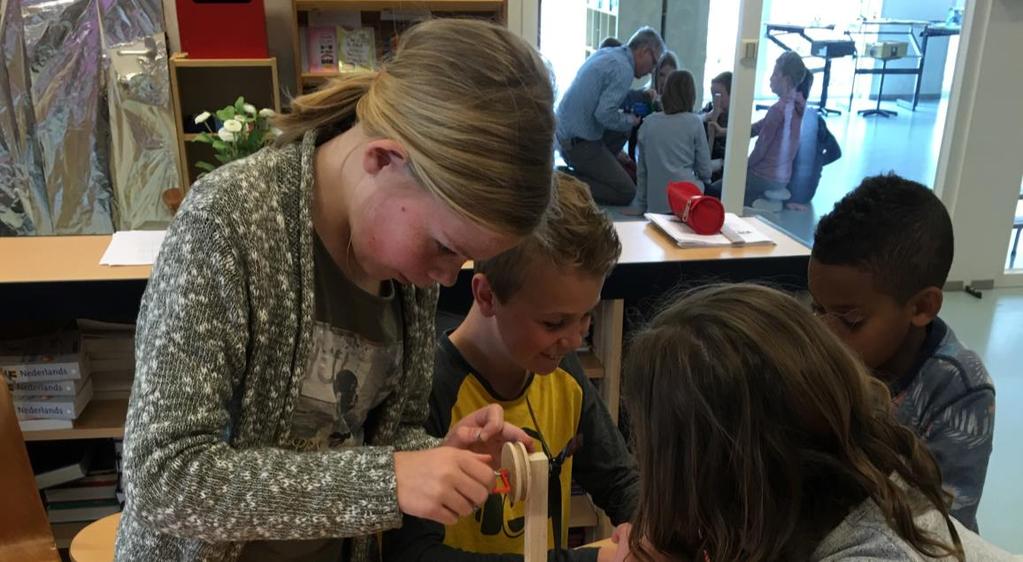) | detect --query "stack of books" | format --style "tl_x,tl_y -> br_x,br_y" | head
29,440 -> 122,546
78,319 -> 135,400
1,330 -> 92,432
